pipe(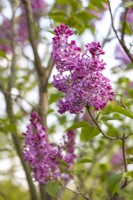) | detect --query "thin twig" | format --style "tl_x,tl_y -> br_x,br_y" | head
45,55 -> 54,86
121,8 -> 128,42
121,135 -> 128,188
86,107 -> 120,140
0,88 -> 35,108
106,0 -> 133,63
22,0 -> 44,76
102,4 -> 120,47
61,184 -> 90,200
